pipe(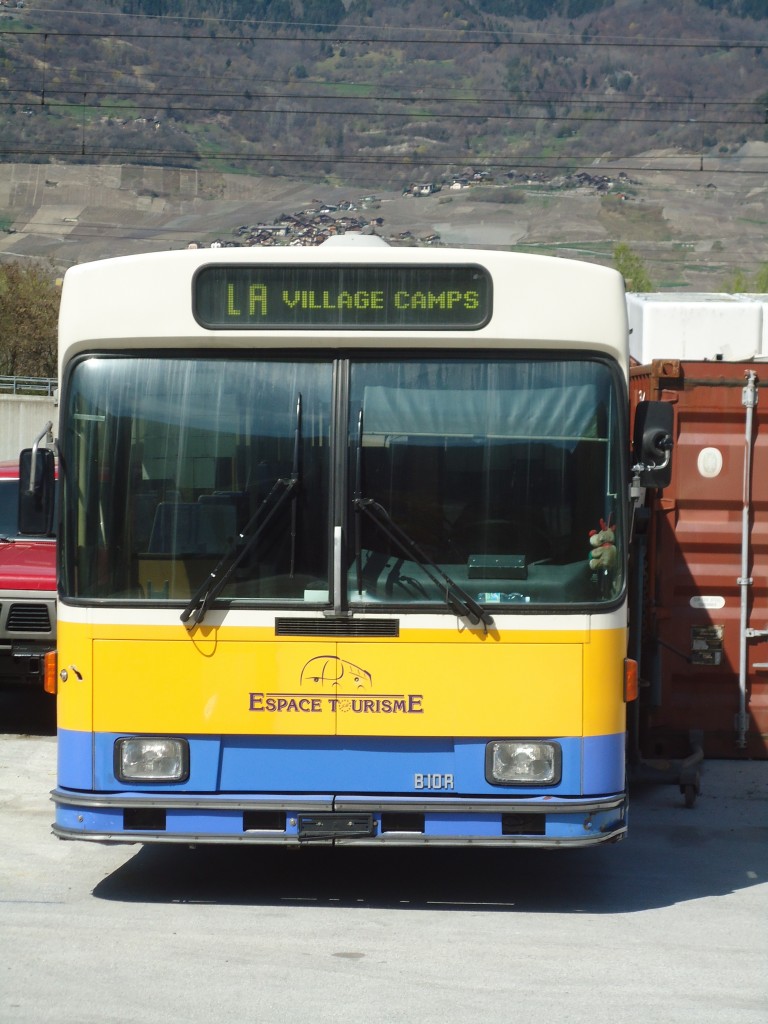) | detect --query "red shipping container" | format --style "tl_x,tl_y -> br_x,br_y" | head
630,359 -> 768,759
